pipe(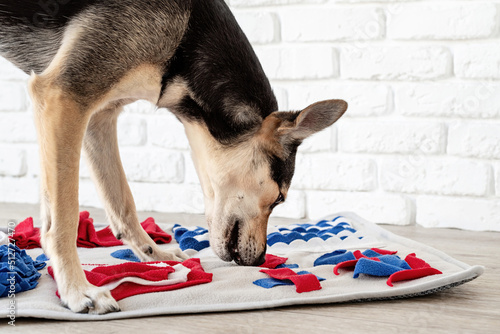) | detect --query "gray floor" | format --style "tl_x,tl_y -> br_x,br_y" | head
1,203 -> 499,333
